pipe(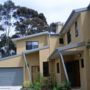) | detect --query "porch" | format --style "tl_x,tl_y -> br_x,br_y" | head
48,41 -> 87,89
